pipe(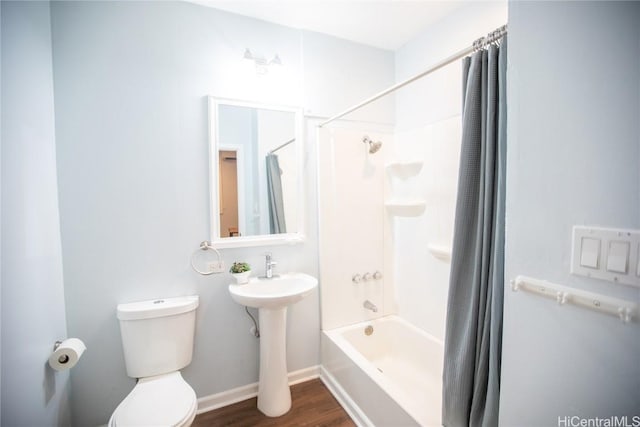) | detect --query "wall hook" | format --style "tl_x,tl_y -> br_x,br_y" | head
512,275 -> 637,324
556,291 -> 568,305
618,307 -> 632,323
